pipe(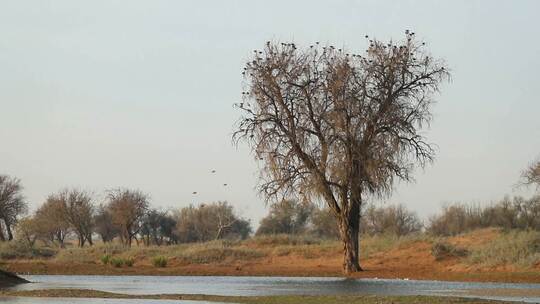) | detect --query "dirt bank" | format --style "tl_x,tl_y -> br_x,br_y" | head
0,289 -> 516,304
0,269 -> 29,287
2,229 -> 539,283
